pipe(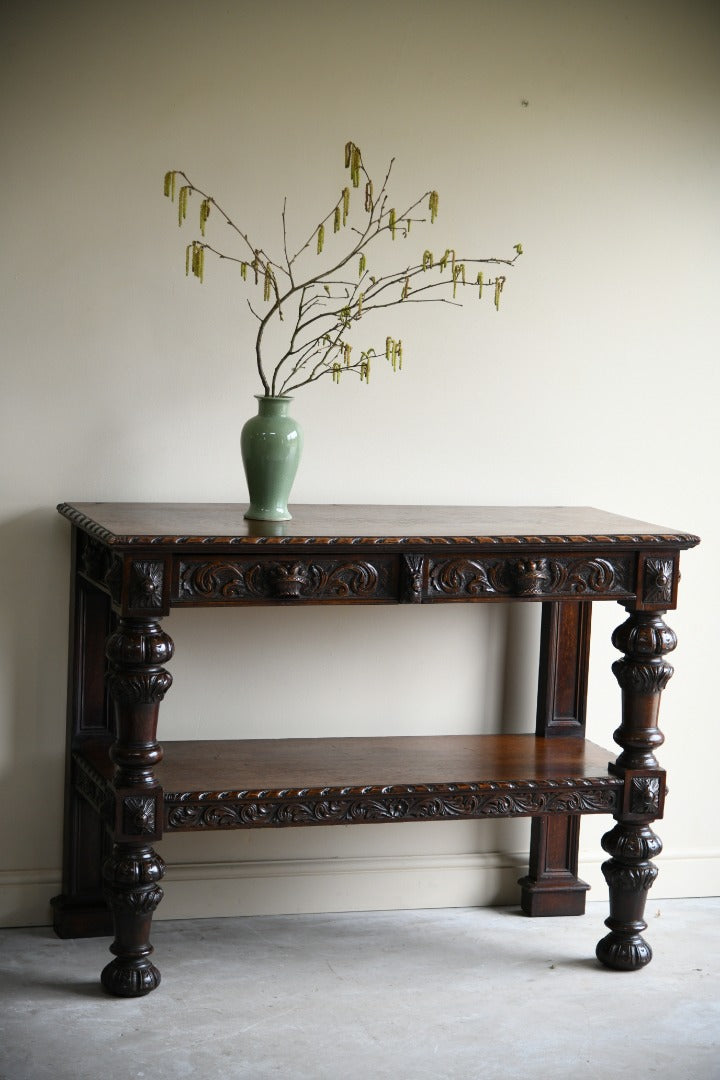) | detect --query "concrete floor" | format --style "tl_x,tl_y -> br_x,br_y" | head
1,898 -> 718,1080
